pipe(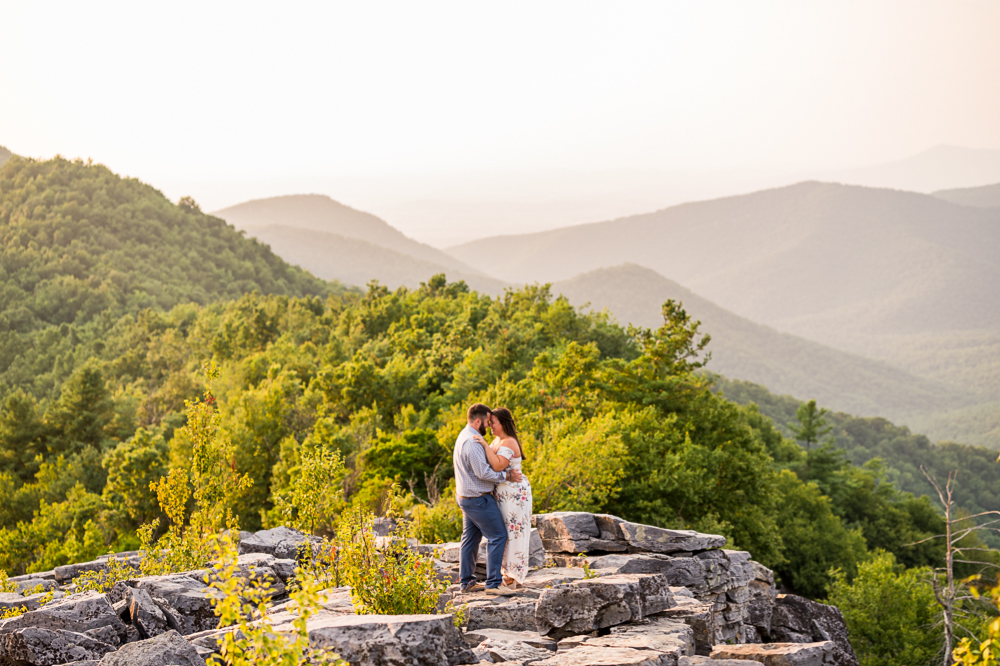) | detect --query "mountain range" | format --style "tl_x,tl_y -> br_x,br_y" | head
552,264 -> 973,422
213,195 -> 506,294
933,182 -> 1000,208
